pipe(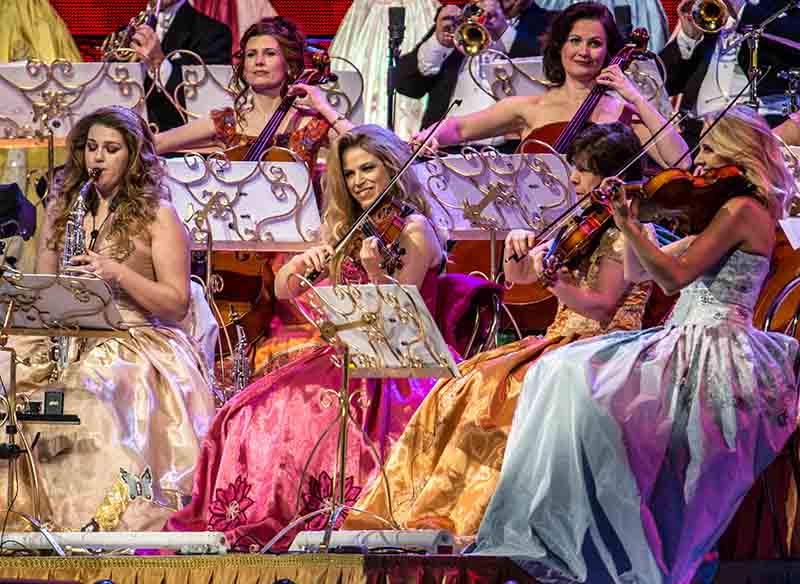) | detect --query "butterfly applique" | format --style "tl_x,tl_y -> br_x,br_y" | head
119,466 -> 154,502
